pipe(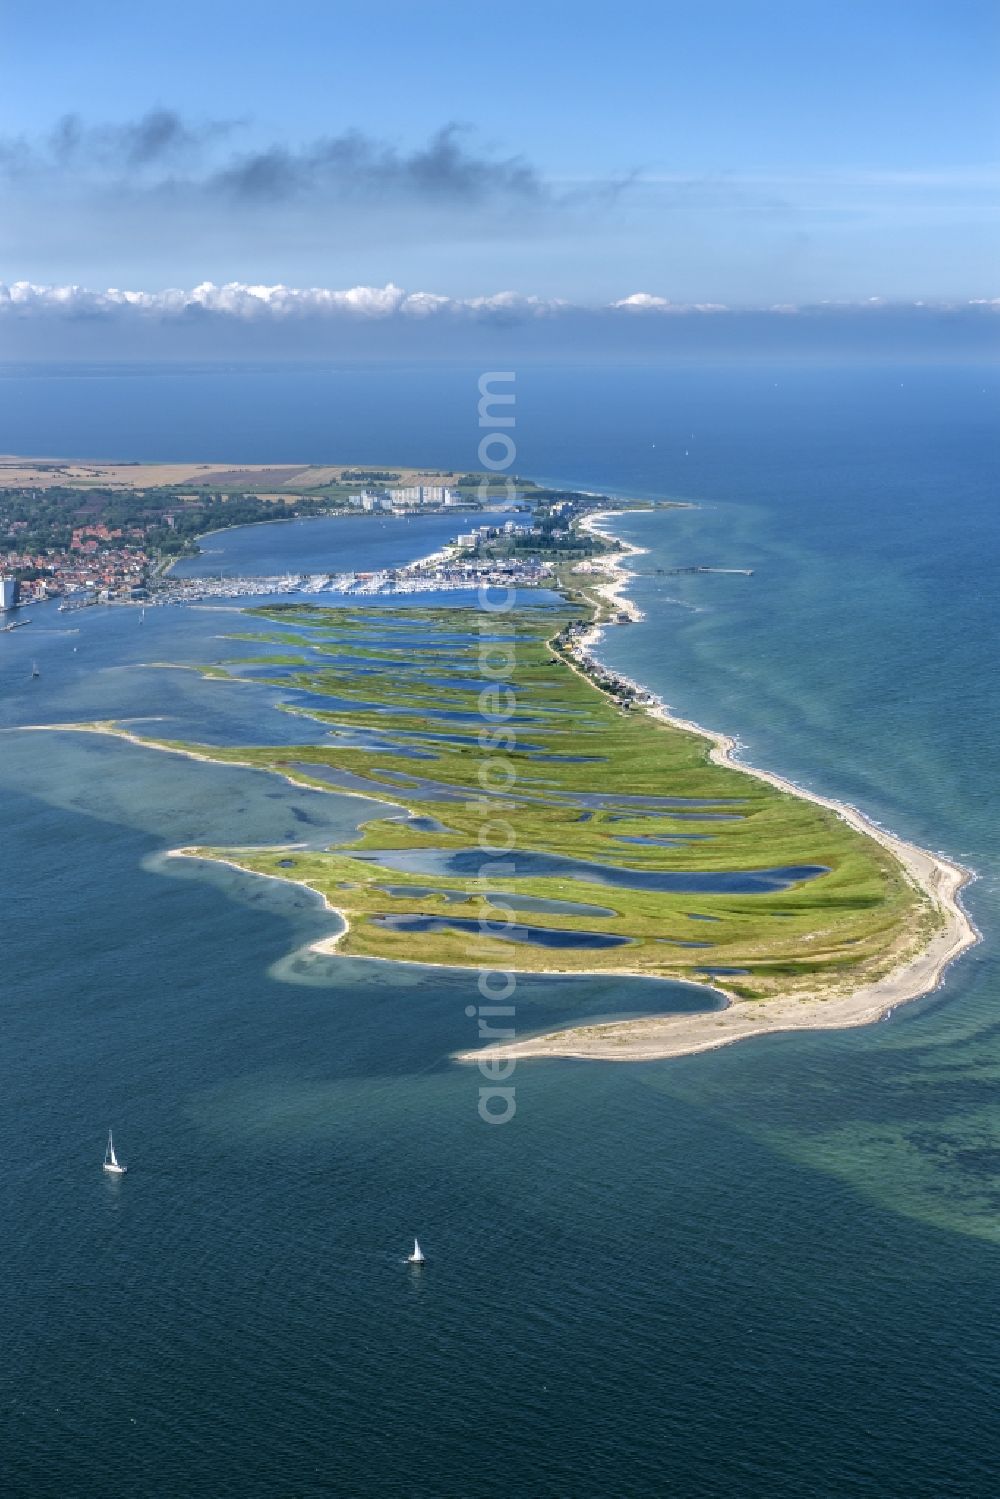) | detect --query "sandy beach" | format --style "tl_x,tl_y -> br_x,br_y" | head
575,511 -> 647,621
456,511 -> 979,1064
